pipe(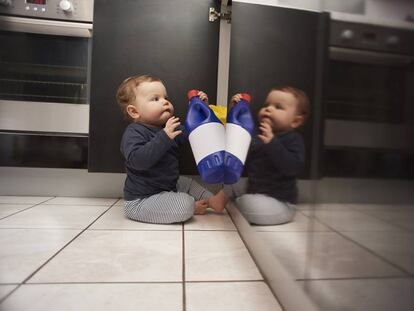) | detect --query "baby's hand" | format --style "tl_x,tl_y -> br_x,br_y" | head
230,93 -> 243,108
258,121 -> 274,144
164,116 -> 182,140
197,91 -> 209,105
